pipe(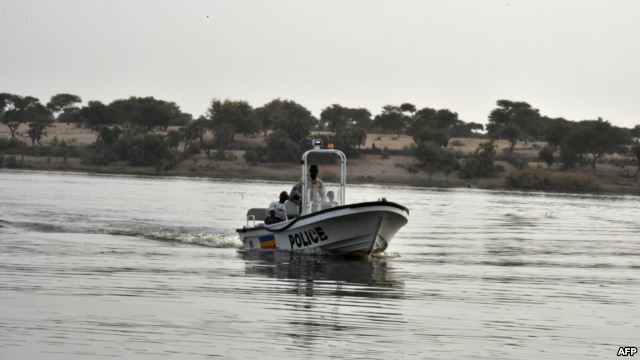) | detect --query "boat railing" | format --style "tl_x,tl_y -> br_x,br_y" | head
310,199 -> 339,212
300,142 -> 347,216
246,208 -> 267,227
